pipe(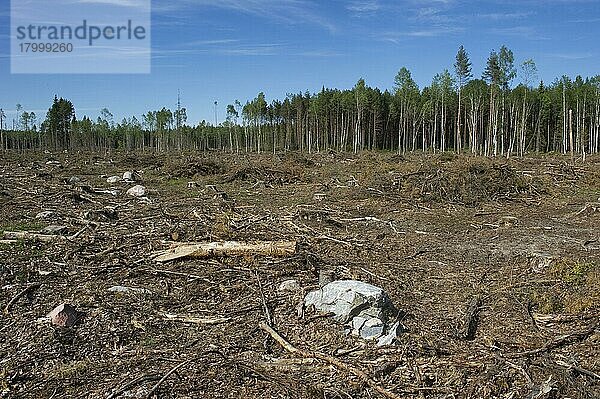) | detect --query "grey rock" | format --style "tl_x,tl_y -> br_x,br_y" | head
127,185 -> 146,197
529,252 -> 556,274
106,176 -> 121,184
351,316 -> 368,332
123,171 -> 135,182
305,280 -> 393,323
305,280 -> 401,343
68,176 -> 80,184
